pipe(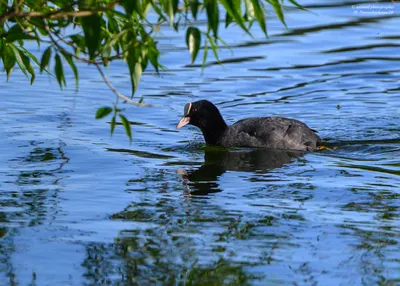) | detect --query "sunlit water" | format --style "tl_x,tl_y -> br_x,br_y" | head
1,0 -> 400,285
